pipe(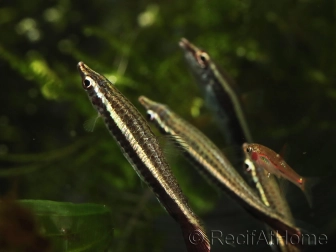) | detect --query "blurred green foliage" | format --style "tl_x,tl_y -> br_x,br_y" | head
20,200 -> 113,251
1,0 -> 336,251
